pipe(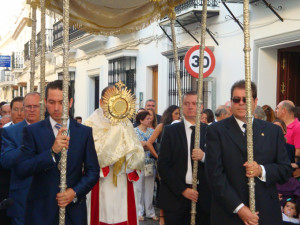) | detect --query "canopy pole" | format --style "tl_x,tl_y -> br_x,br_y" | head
59,0 -> 70,224
29,2 -> 37,92
40,0 -> 46,120
169,8 -> 183,116
191,0 -> 208,224
243,0 -> 256,213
